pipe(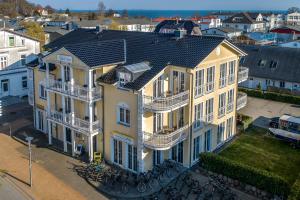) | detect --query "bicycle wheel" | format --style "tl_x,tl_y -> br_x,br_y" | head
137,182 -> 147,193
